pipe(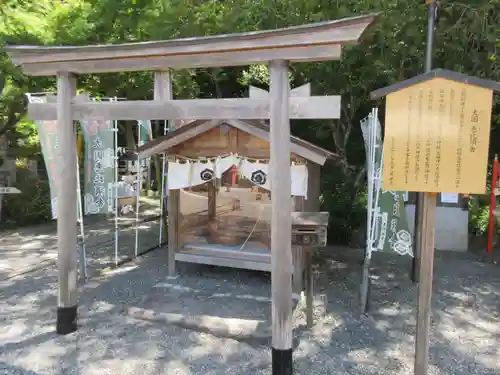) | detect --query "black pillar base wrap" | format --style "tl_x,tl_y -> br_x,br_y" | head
56,306 -> 77,335
272,347 -> 293,375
